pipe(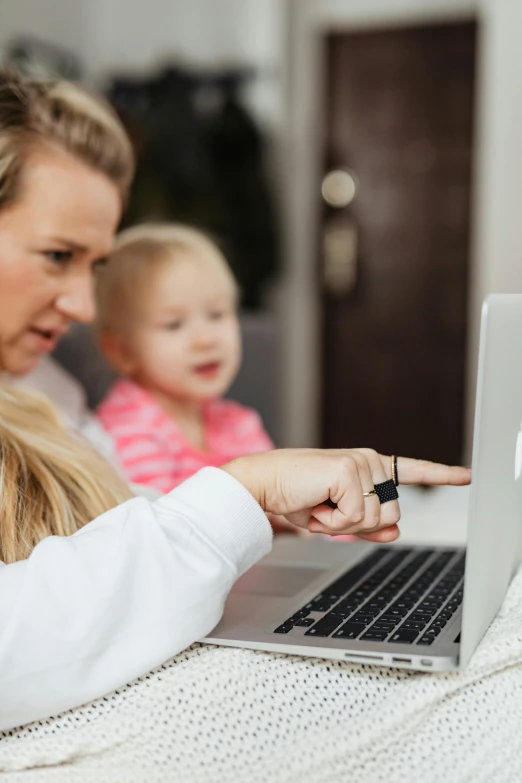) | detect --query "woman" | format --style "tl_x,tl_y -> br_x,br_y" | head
0,69 -> 471,745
